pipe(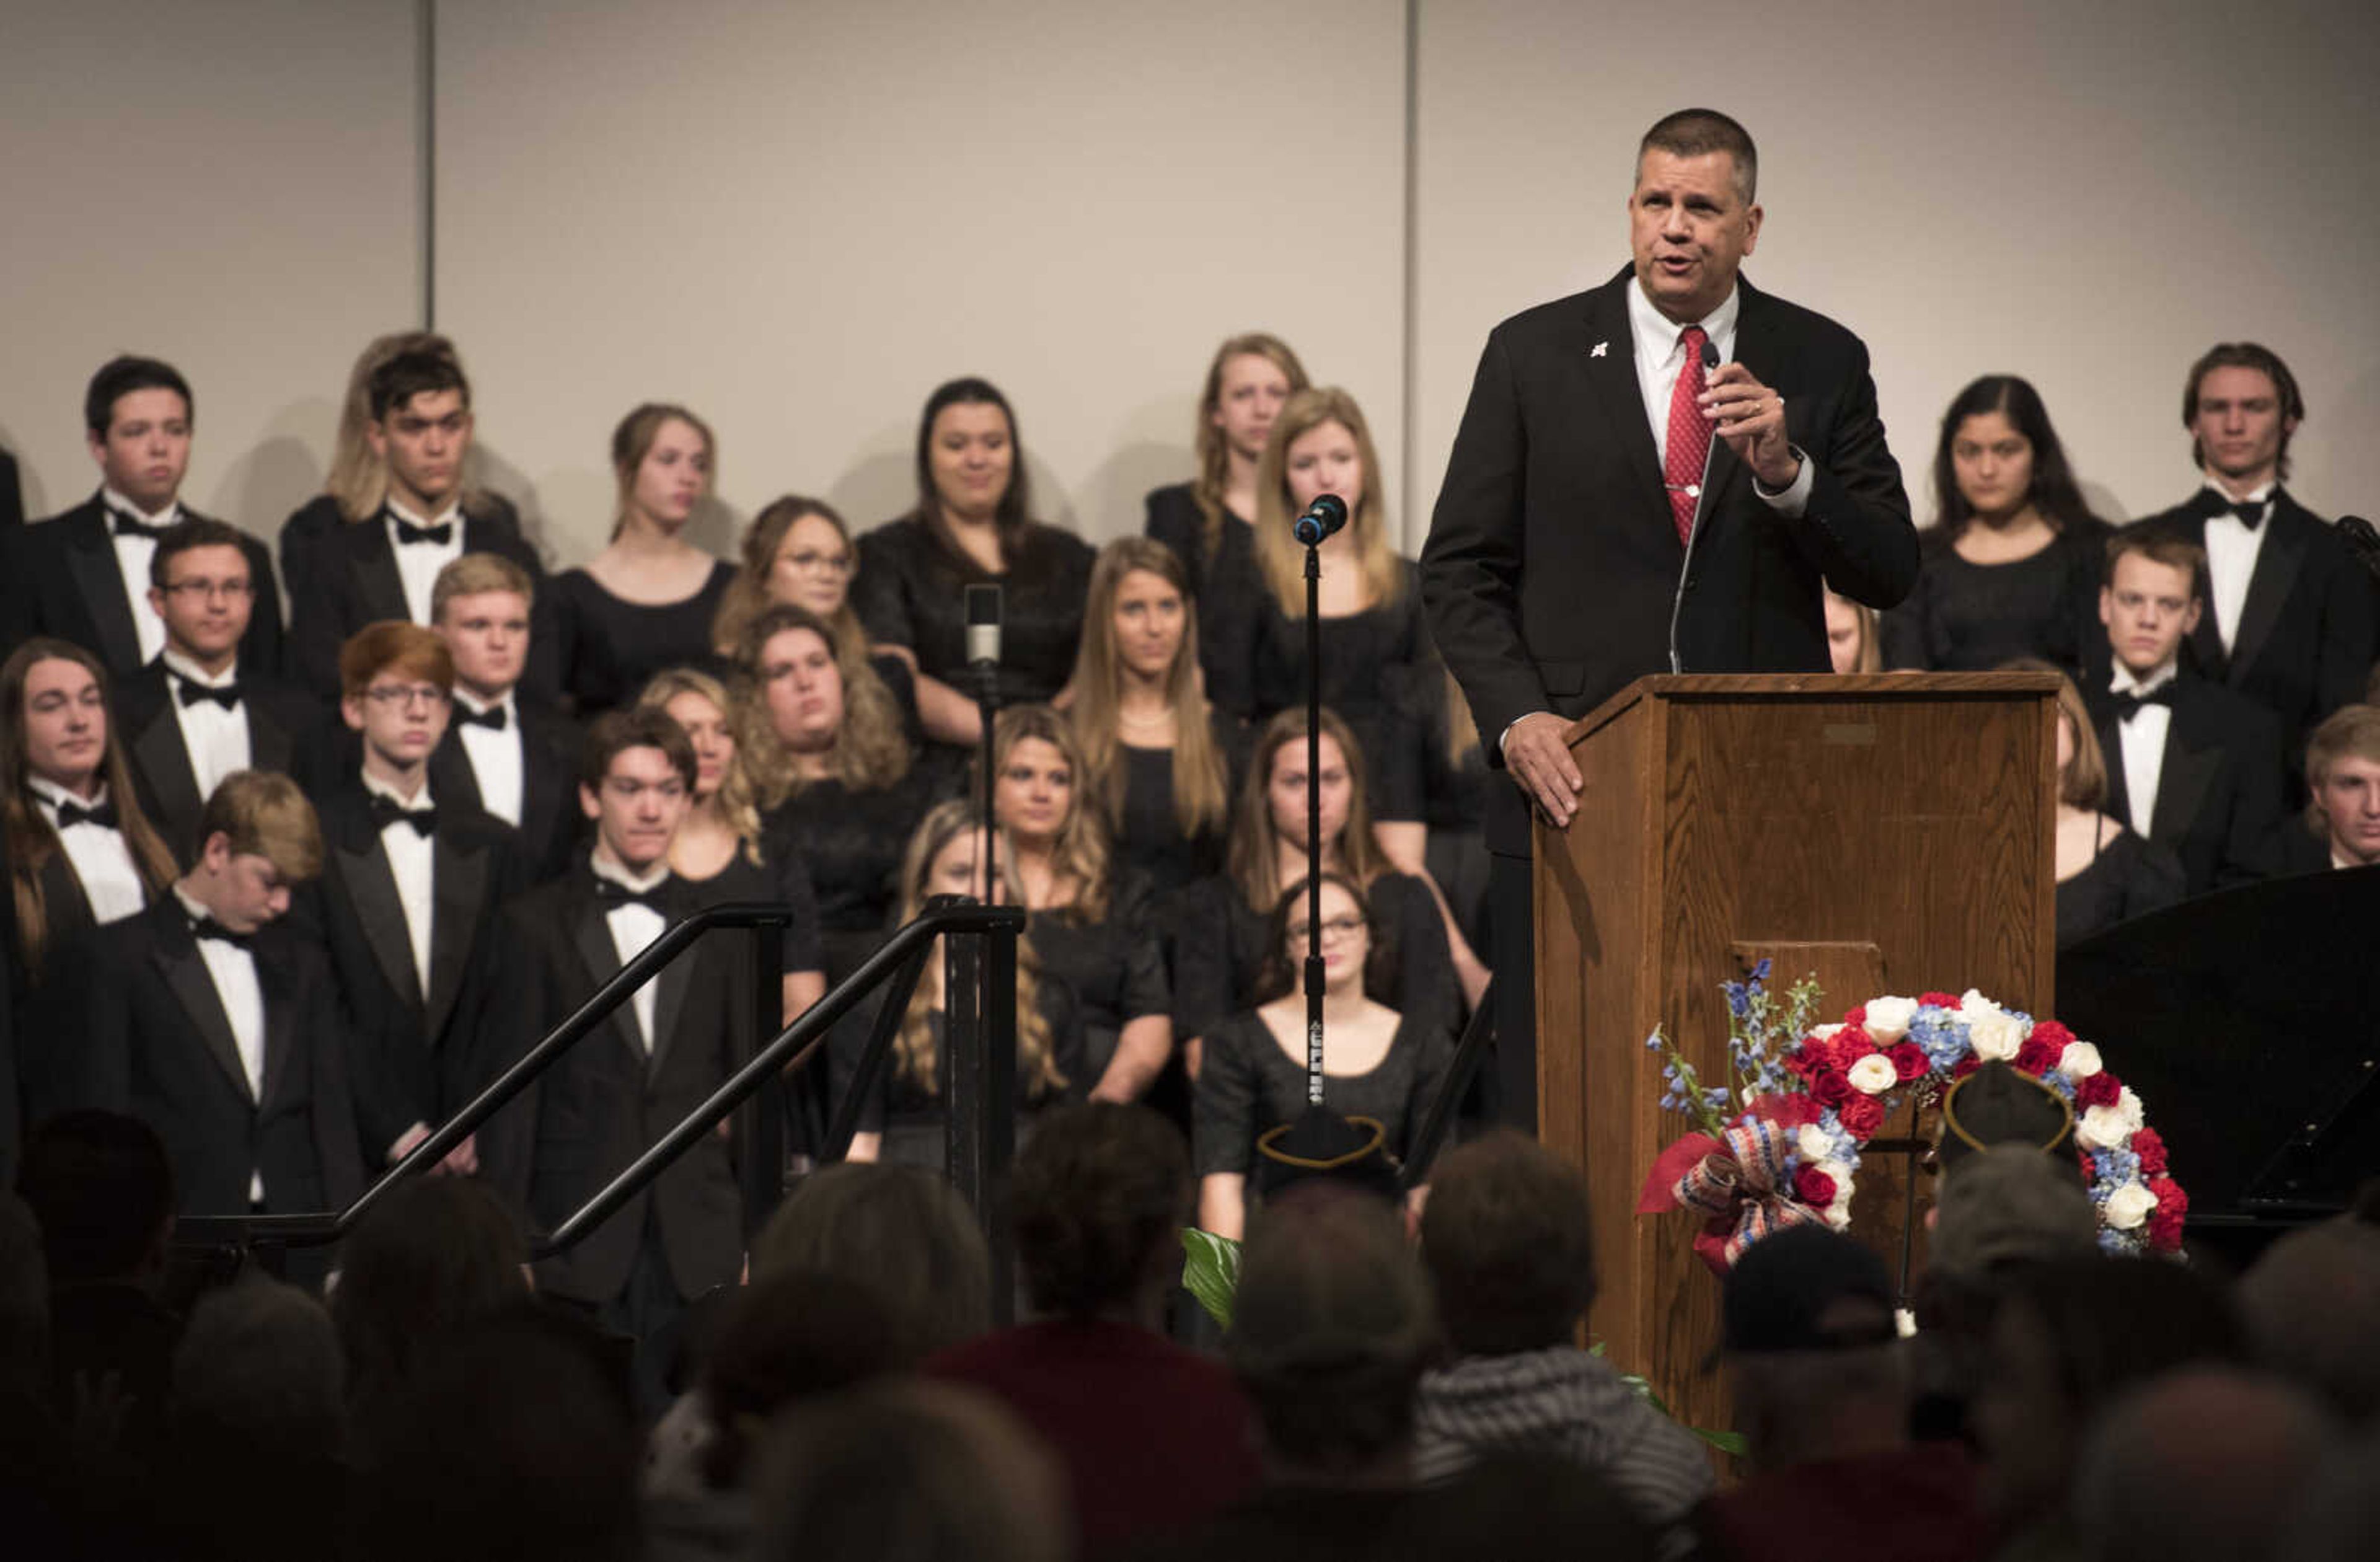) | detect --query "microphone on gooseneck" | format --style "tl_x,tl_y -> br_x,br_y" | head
1667,338 -> 1725,674
965,583 -> 1003,670
2338,516 -> 2380,582
1292,493 -> 1349,545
